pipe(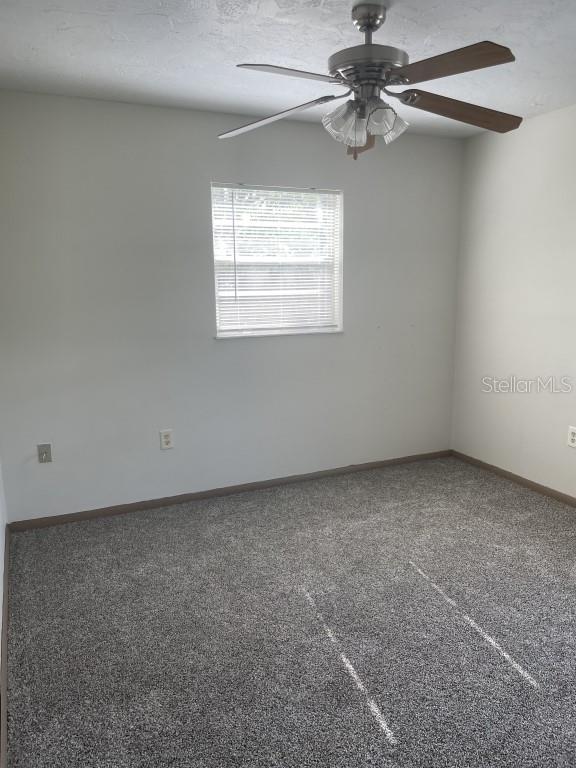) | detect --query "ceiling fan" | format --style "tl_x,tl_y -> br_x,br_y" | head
218,2 -> 522,158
